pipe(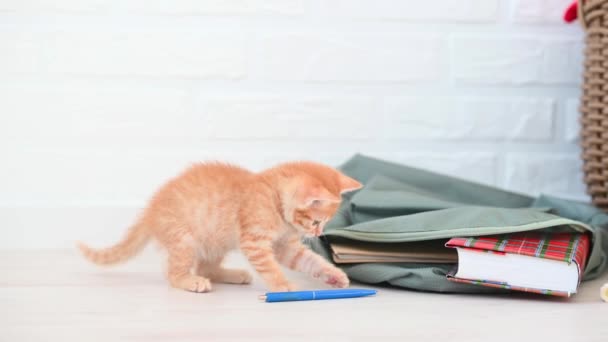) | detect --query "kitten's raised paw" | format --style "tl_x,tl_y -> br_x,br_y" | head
176,275 -> 212,293
320,267 -> 350,288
